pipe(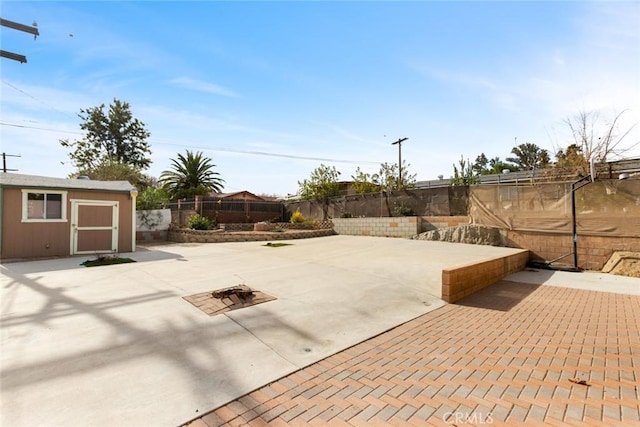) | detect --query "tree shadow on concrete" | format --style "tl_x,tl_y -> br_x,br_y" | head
0,268 -> 321,426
